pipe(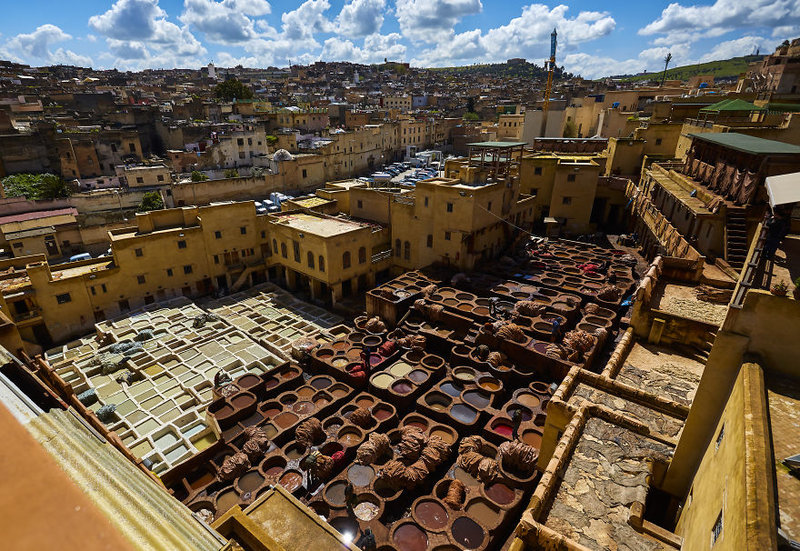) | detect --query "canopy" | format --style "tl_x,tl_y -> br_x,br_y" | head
765,172 -> 800,209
